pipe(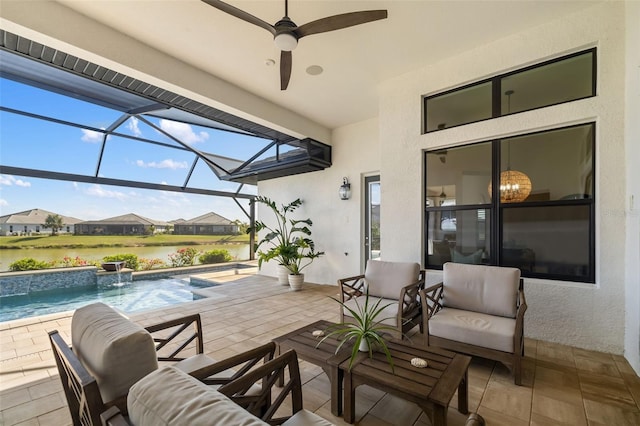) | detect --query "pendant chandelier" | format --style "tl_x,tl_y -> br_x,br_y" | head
488,90 -> 532,203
